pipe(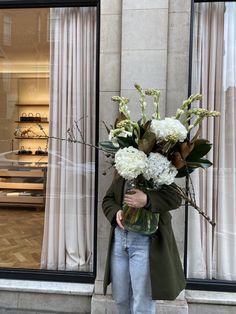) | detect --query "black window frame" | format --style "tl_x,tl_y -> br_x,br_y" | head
0,0 -> 100,284
185,0 -> 236,292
